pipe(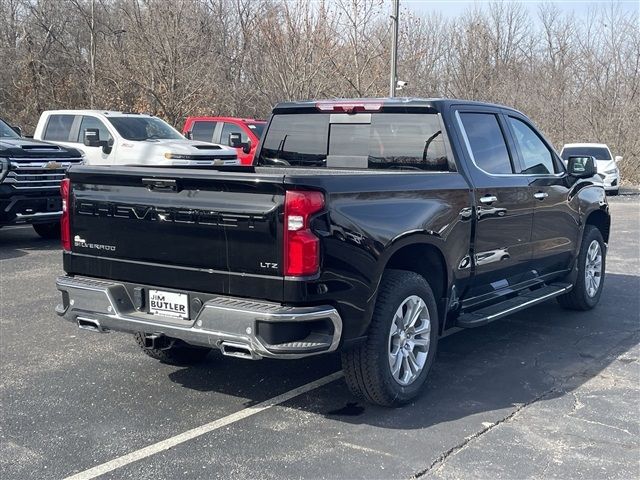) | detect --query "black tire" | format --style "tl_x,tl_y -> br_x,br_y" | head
133,333 -> 211,365
607,189 -> 619,196
558,225 -> 606,311
341,269 -> 439,407
33,221 -> 60,239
